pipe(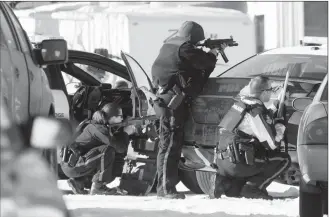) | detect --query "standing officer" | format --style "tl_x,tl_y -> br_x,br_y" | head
210,76 -> 291,200
151,21 -> 226,199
